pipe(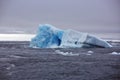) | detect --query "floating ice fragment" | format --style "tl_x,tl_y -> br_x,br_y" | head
55,50 -> 79,56
110,52 -> 120,55
87,51 -> 94,54
30,24 -> 112,48
9,55 -> 26,59
6,64 -> 15,70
